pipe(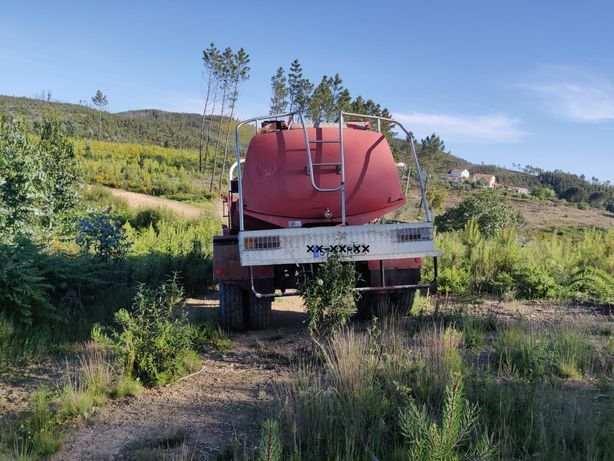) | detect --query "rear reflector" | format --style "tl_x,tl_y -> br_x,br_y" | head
244,235 -> 281,250
396,227 -> 432,242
